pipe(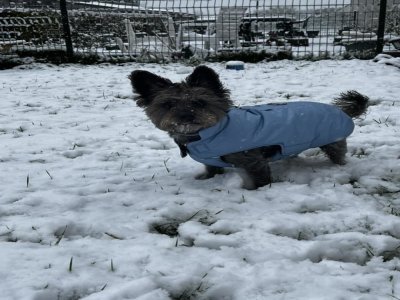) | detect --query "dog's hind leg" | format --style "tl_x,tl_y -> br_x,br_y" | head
320,139 -> 347,165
